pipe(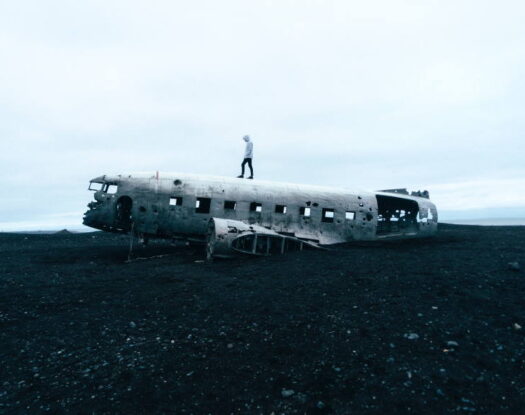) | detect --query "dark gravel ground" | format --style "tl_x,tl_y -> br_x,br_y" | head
0,224 -> 524,414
